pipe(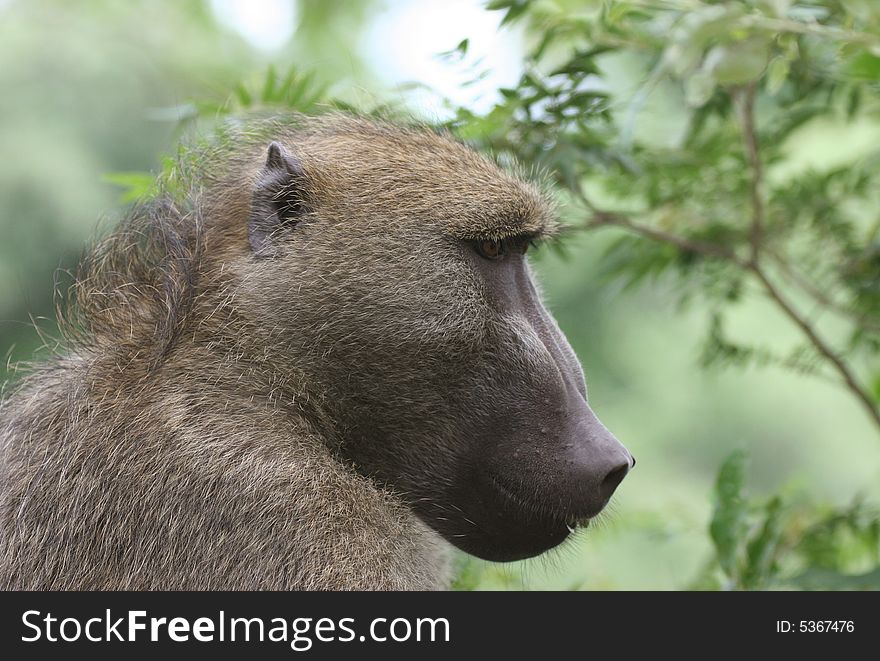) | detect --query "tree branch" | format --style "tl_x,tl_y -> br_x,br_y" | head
738,83 -> 764,264
583,211 -> 880,434
766,249 -> 880,334
626,1 -> 880,49
735,83 -> 879,427
741,14 -> 880,49
749,264 -> 880,432
587,211 -> 750,267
